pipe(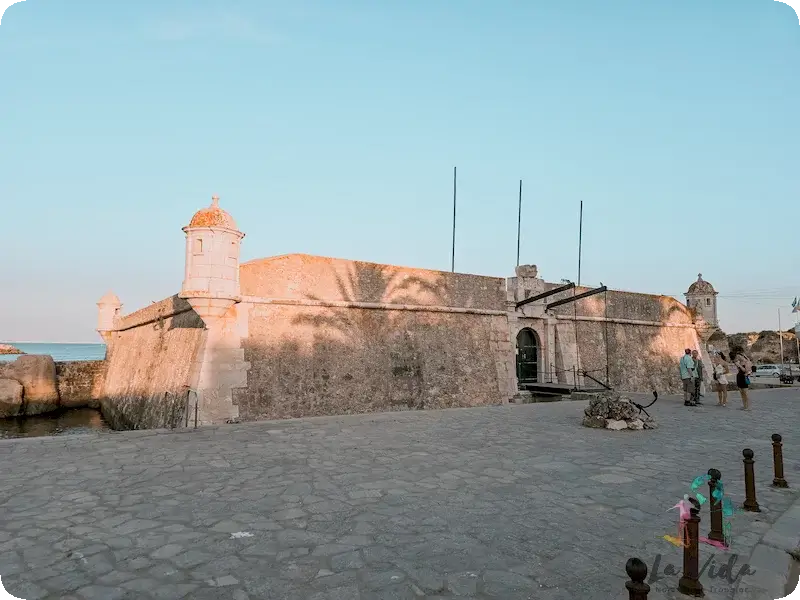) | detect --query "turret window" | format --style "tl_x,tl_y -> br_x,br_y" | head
706,298 -> 711,306
193,238 -> 203,254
